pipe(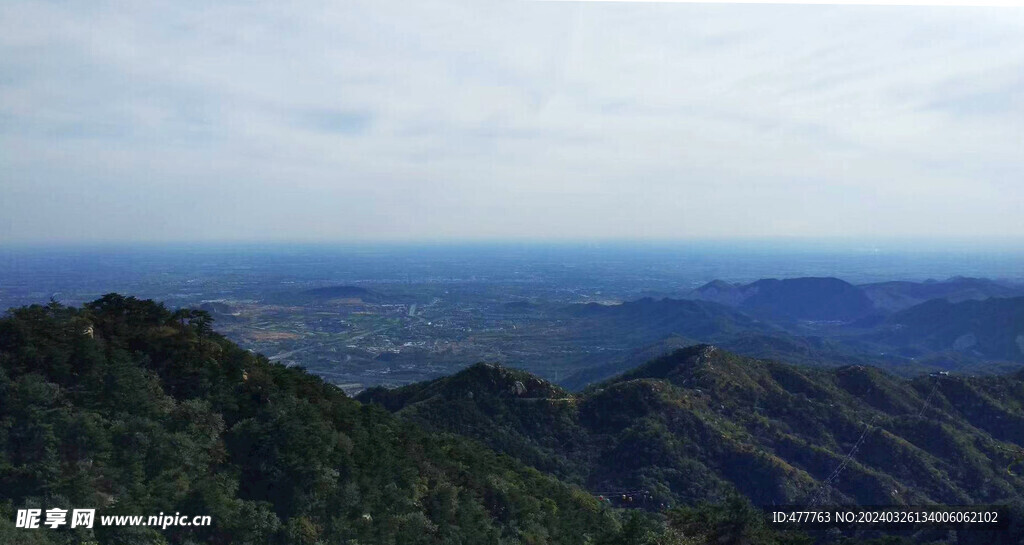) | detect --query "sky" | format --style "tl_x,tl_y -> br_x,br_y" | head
0,0 -> 1022,244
